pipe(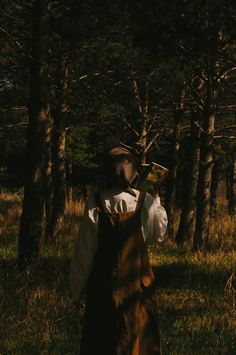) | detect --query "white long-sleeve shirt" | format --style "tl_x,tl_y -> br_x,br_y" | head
70,188 -> 168,302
